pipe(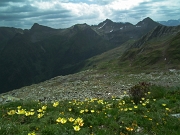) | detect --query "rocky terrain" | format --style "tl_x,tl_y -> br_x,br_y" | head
1,69 -> 180,104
